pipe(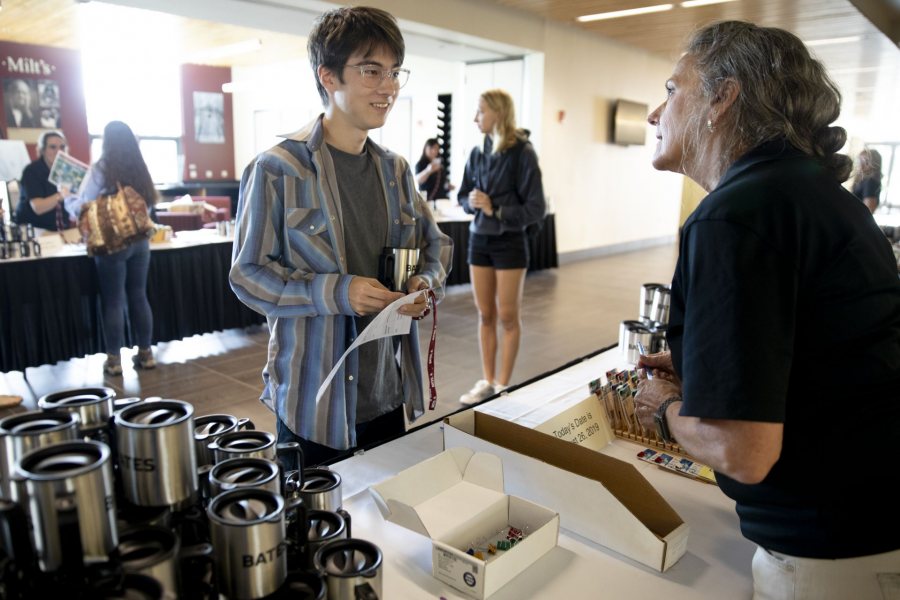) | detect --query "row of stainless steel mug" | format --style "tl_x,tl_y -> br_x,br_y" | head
639,282 -> 671,326
0,388 -> 380,599
619,320 -> 668,365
